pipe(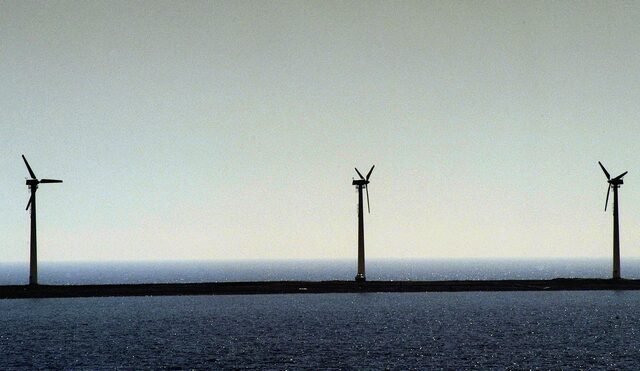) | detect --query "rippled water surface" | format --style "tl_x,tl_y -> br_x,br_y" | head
2,292 -> 640,369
